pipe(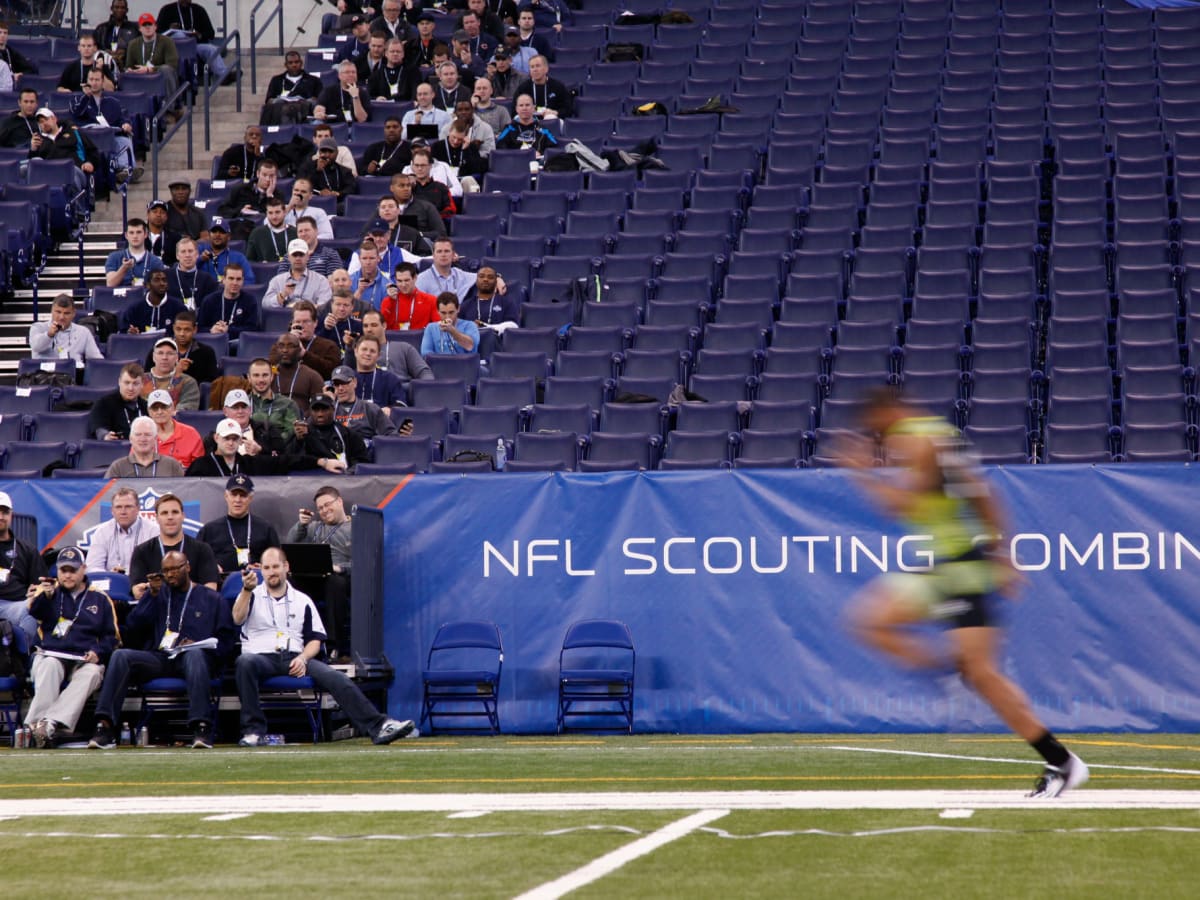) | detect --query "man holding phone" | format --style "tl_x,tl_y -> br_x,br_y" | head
0,491 -> 47,645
